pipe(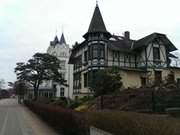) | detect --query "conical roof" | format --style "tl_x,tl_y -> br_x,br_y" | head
54,35 -> 59,42
88,4 -> 107,33
59,33 -> 66,44
50,35 -> 59,46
